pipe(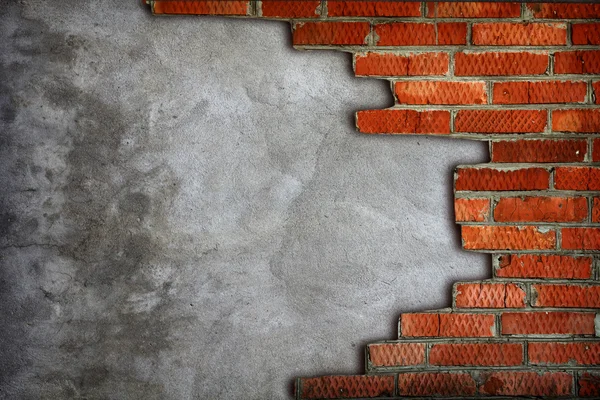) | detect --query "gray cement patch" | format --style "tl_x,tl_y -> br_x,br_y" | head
0,1 -> 488,398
